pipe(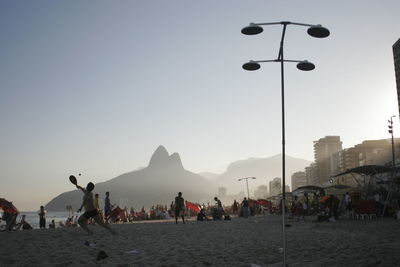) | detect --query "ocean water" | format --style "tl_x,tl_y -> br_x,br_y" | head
3,211 -> 72,229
